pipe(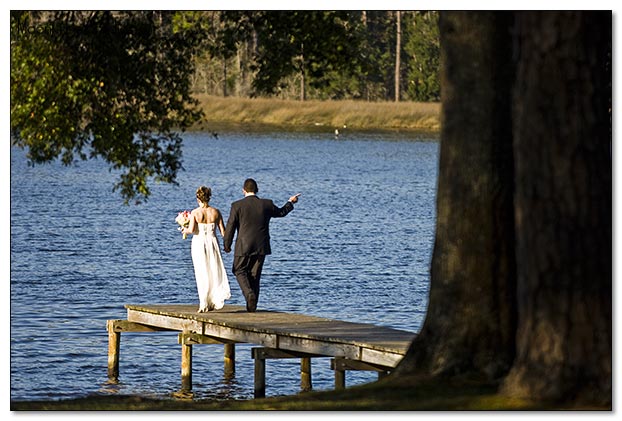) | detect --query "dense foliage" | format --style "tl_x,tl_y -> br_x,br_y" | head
404,12 -> 440,101
190,11 -> 440,101
11,10 -> 440,202
11,11 -> 204,203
